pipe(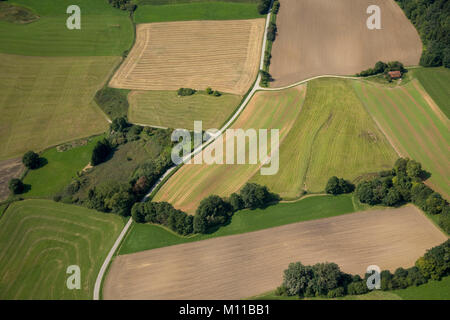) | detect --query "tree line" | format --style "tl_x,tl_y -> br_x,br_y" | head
276,239 -> 449,298
395,0 -> 450,68
356,61 -> 406,78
